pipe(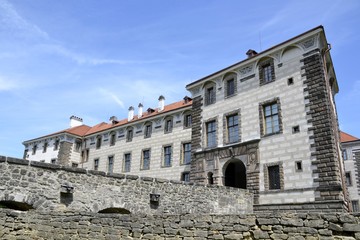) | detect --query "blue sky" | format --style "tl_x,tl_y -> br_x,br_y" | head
1,0 -> 359,158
